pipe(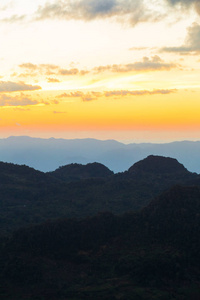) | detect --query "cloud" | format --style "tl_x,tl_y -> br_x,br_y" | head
129,47 -> 150,51
0,93 -> 39,107
57,91 -> 98,101
18,63 -> 87,78
0,81 -> 41,92
19,63 -> 38,70
166,0 -> 200,15
53,111 -> 67,114
57,91 -> 84,98
18,57 -> 175,82
47,77 -> 60,83
1,14 -> 26,23
161,22 -> 200,54
93,56 -> 177,73
57,88 -> 176,101
19,63 -> 59,76
58,68 -> 79,76
104,89 -> 177,97
35,0 -> 161,26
